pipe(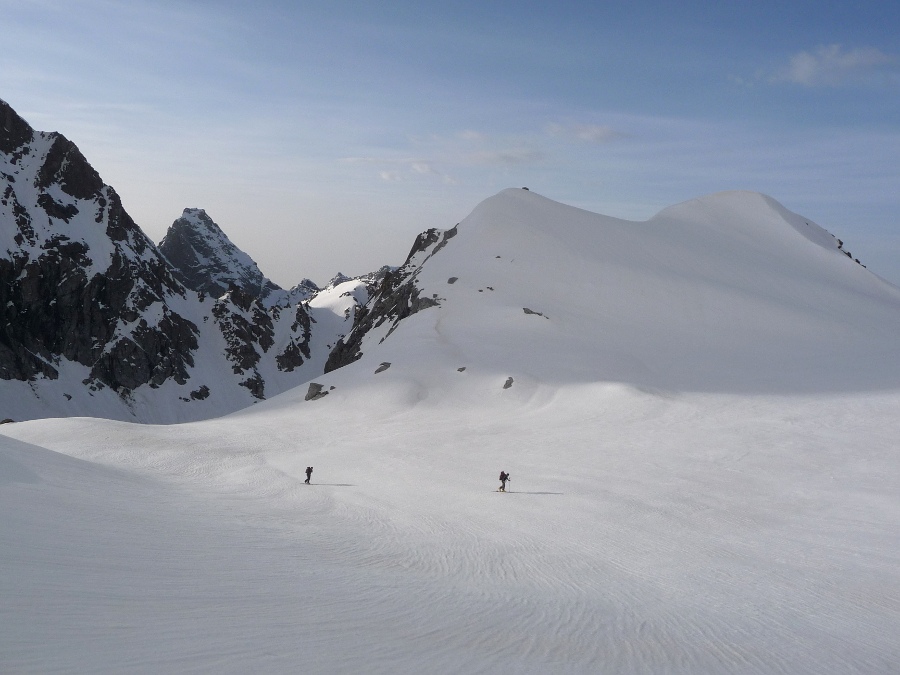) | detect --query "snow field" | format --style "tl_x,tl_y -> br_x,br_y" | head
2,376 -> 899,673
